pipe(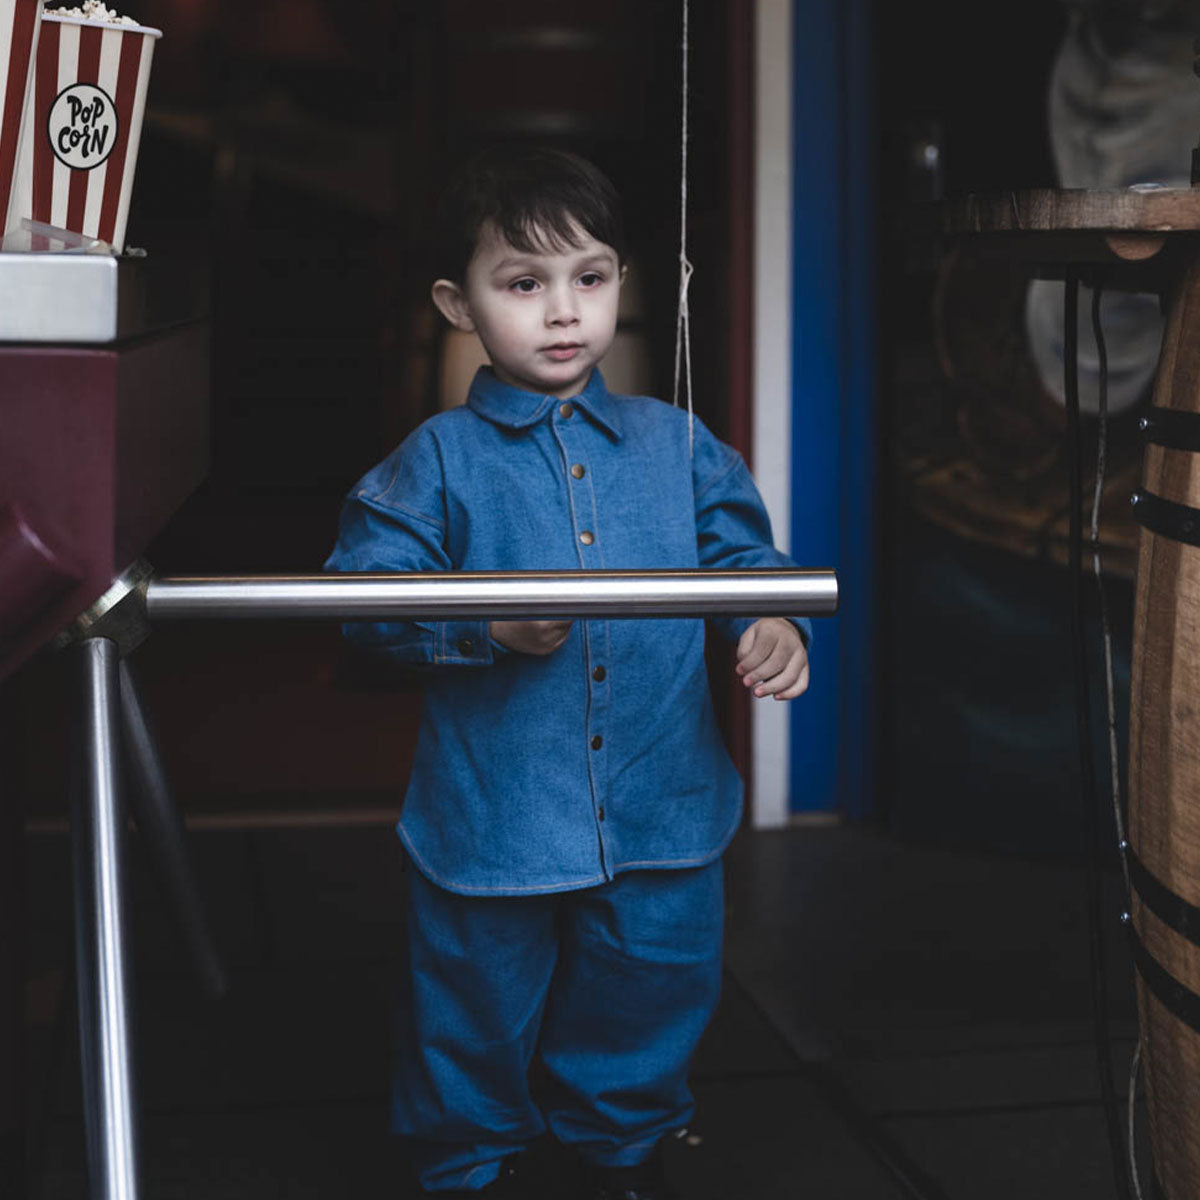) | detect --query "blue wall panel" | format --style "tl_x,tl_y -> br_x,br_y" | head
788,0 -> 876,817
